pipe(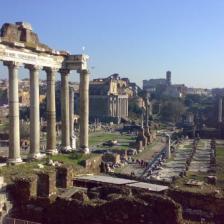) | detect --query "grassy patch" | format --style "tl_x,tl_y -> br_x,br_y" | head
89,132 -> 121,146
51,152 -> 97,166
216,147 -> 224,187
183,144 -> 192,149
0,152 -> 99,184
89,132 -> 135,151
0,160 -> 53,184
